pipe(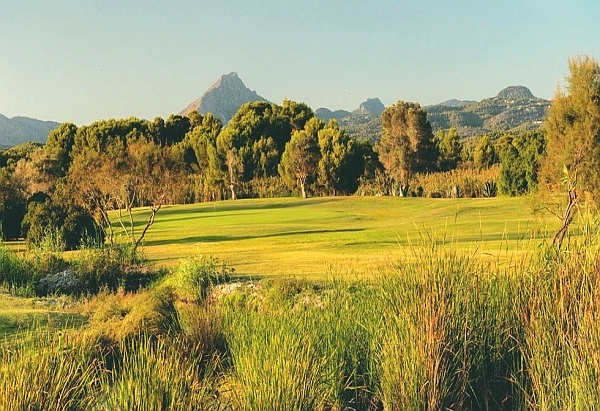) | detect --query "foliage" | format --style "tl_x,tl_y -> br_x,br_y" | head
435,127 -> 463,171
0,242 -> 37,292
474,134 -> 499,169
317,120 -> 364,195
377,101 -> 439,189
71,243 -> 150,294
45,122 -> 78,174
103,336 -> 220,411
0,333 -> 106,411
21,196 -> 99,250
176,255 -> 233,303
499,130 -> 546,196
0,168 -> 27,240
540,55 -> 600,202
278,118 -> 322,198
